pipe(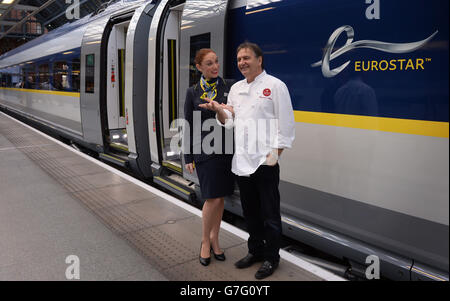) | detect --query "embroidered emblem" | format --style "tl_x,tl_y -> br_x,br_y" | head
263,89 -> 271,97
